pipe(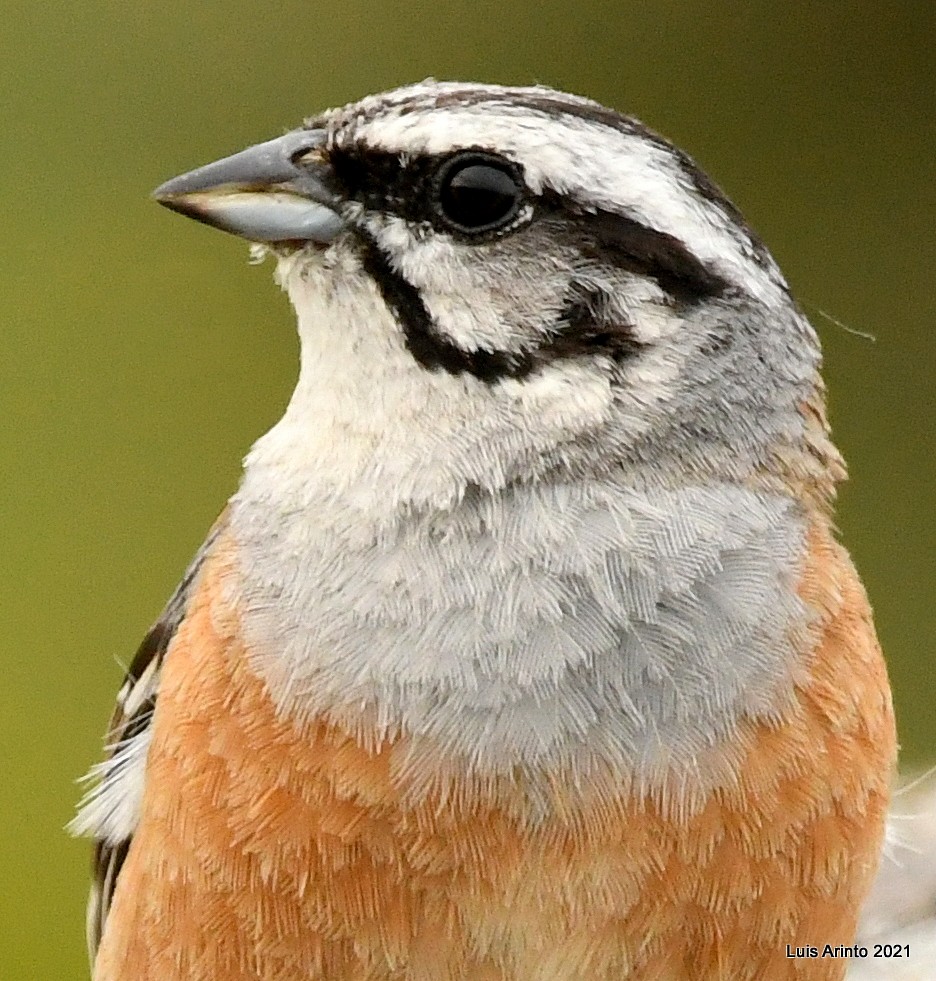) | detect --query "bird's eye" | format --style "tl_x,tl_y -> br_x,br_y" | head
434,153 -> 524,234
